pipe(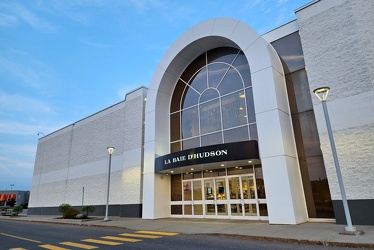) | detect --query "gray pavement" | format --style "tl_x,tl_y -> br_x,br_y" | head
1,214 -> 374,248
